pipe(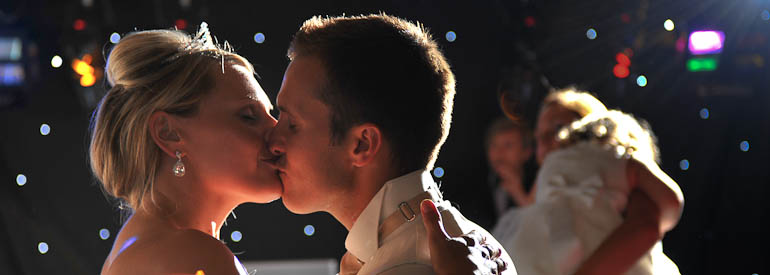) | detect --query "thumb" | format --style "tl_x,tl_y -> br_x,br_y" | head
421,199 -> 450,242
